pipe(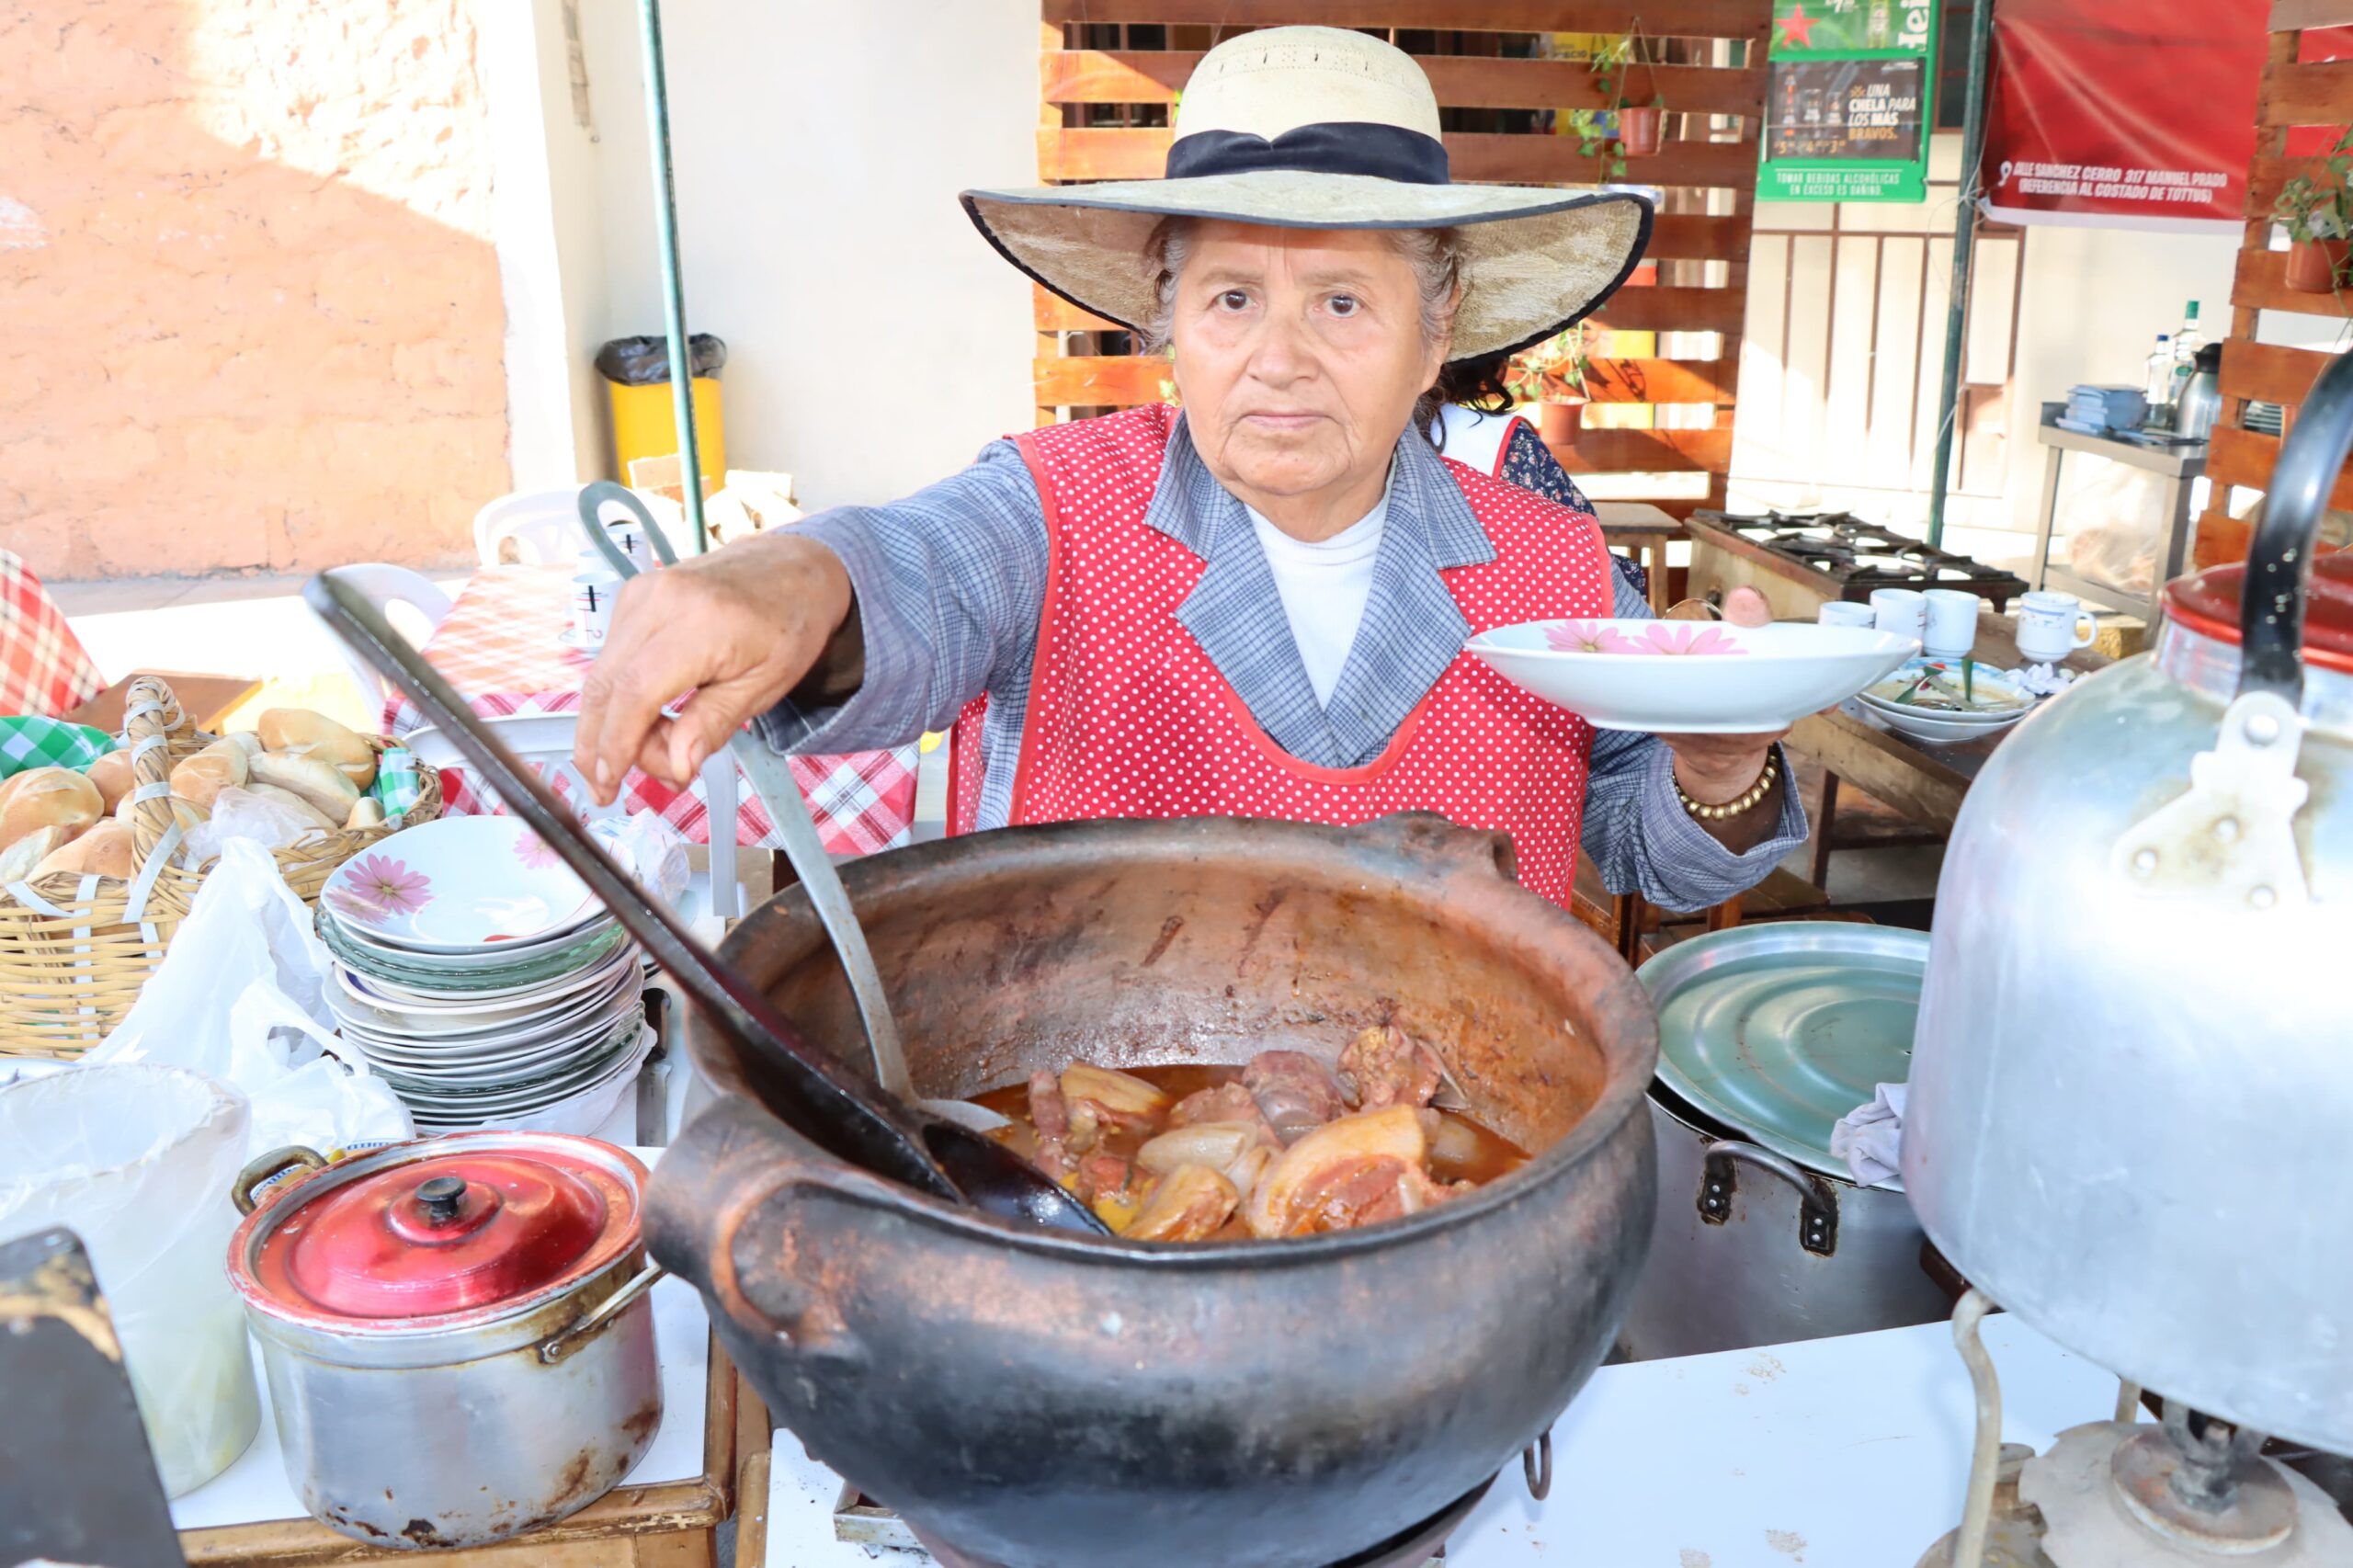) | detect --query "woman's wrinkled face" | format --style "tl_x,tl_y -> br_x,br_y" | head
1169,222 -> 1449,530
